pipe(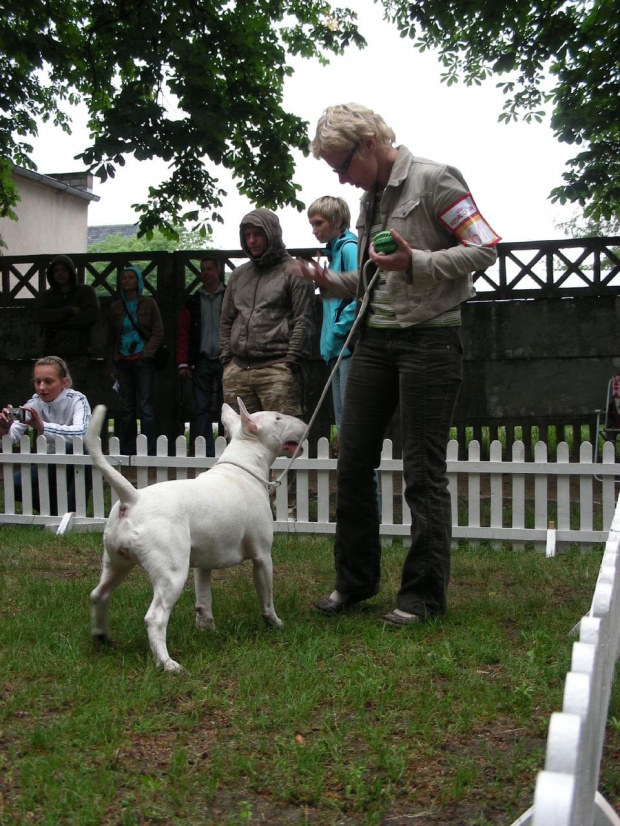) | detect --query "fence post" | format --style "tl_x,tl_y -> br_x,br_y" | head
557,442 -> 571,542
512,440 -> 526,551
489,439 -> 503,550
315,437 -> 330,525
534,440 -> 548,554
447,440 -> 459,547
579,442 -> 595,552
468,439 -> 481,530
